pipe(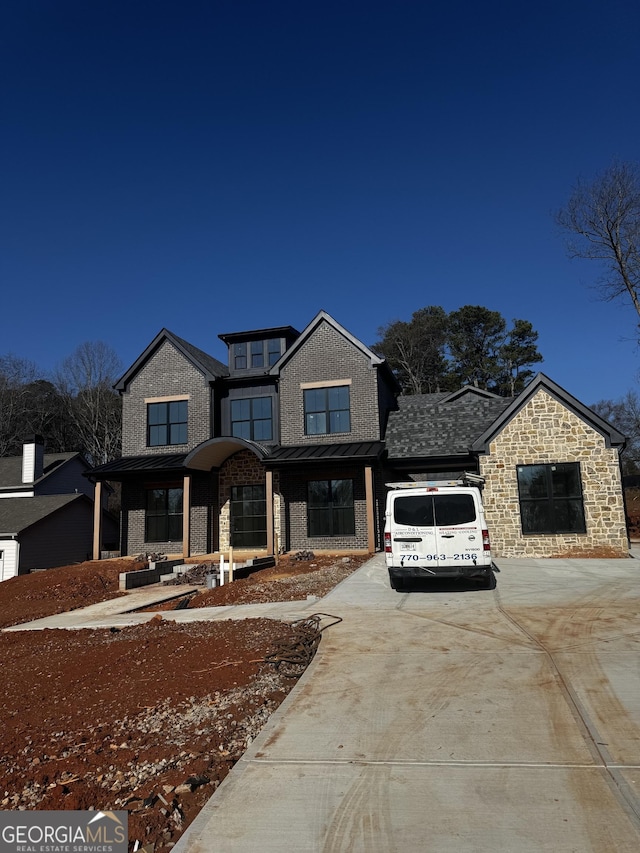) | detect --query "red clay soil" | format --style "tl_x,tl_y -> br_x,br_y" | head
0,553 -> 368,852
